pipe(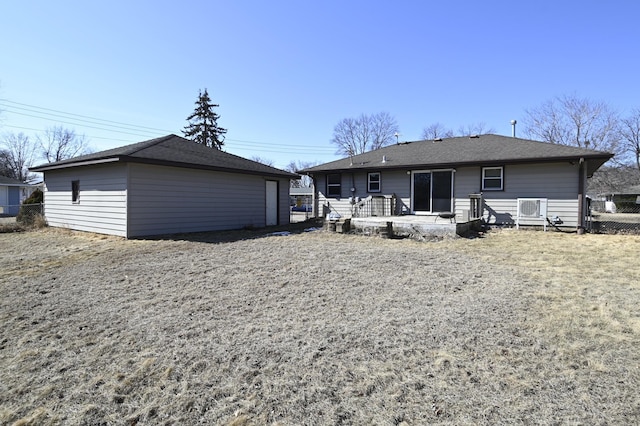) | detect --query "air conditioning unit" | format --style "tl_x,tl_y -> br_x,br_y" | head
516,198 -> 547,231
